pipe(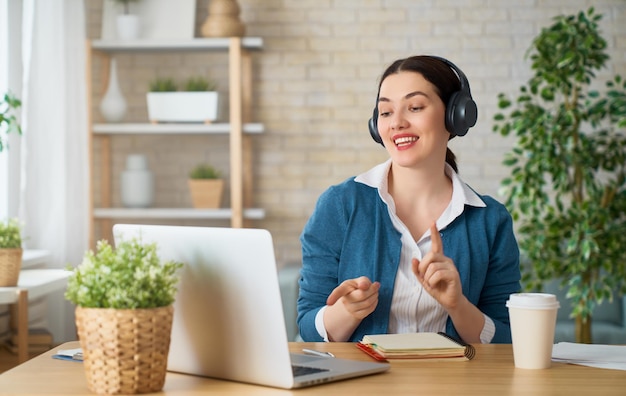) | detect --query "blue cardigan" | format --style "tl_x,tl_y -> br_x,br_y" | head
297,177 -> 521,344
